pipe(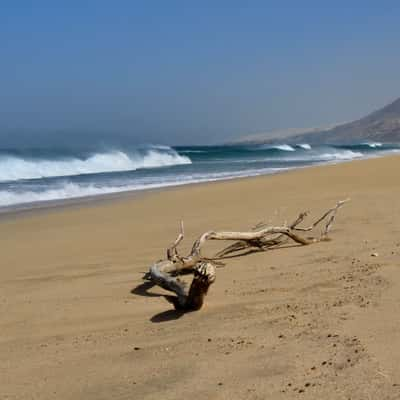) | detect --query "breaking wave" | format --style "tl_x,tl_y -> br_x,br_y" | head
0,147 -> 191,182
317,150 -> 363,161
363,142 -> 382,148
270,144 -> 296,151
297,143 -> 312,150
